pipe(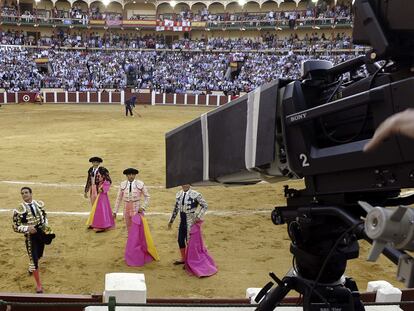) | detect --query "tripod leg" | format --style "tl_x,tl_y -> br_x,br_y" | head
345,277 -> 365,311
256,277 -> 294,311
